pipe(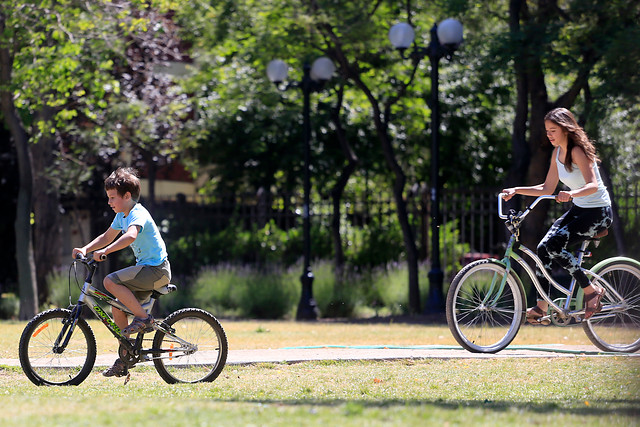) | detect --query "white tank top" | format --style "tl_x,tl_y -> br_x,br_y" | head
555,148 -> 611,208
